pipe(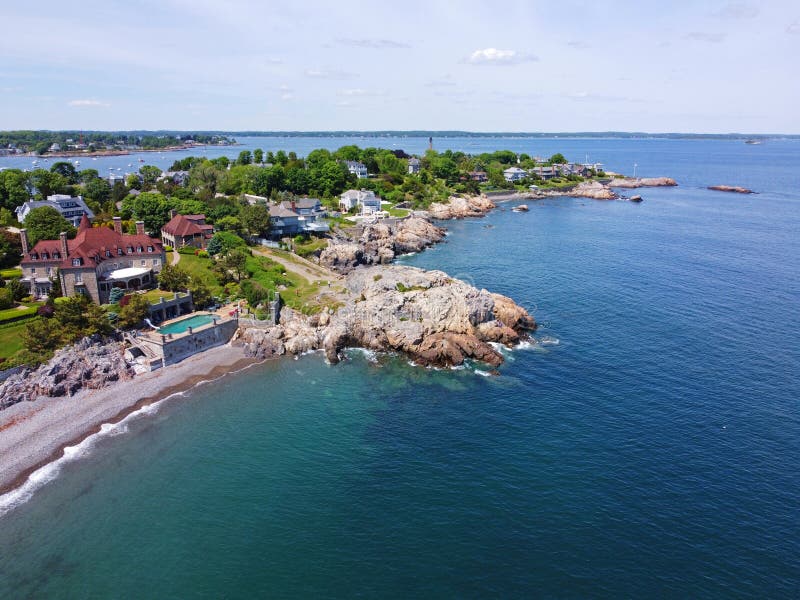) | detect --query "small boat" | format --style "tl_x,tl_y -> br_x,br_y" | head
138,158 -> 145,162
512,204 -> 529,212
630,195 -> 643,203
74,160 -> 80,166
744,139 -> 761,145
